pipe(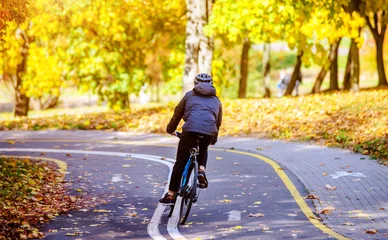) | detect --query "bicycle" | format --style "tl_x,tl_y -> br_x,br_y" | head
168,132 -> 202,224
